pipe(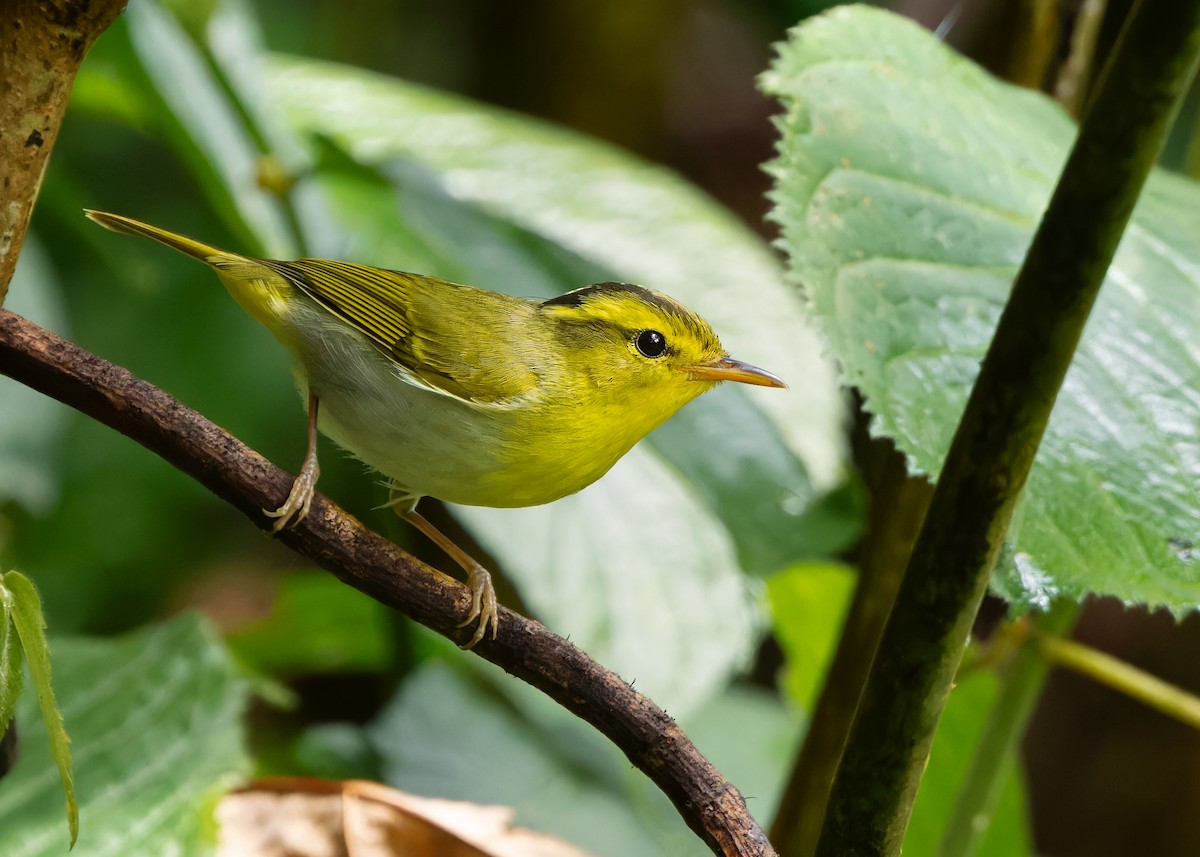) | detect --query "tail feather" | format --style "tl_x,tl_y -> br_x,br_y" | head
83,210 -> 240,264
85,209 -> 297,337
